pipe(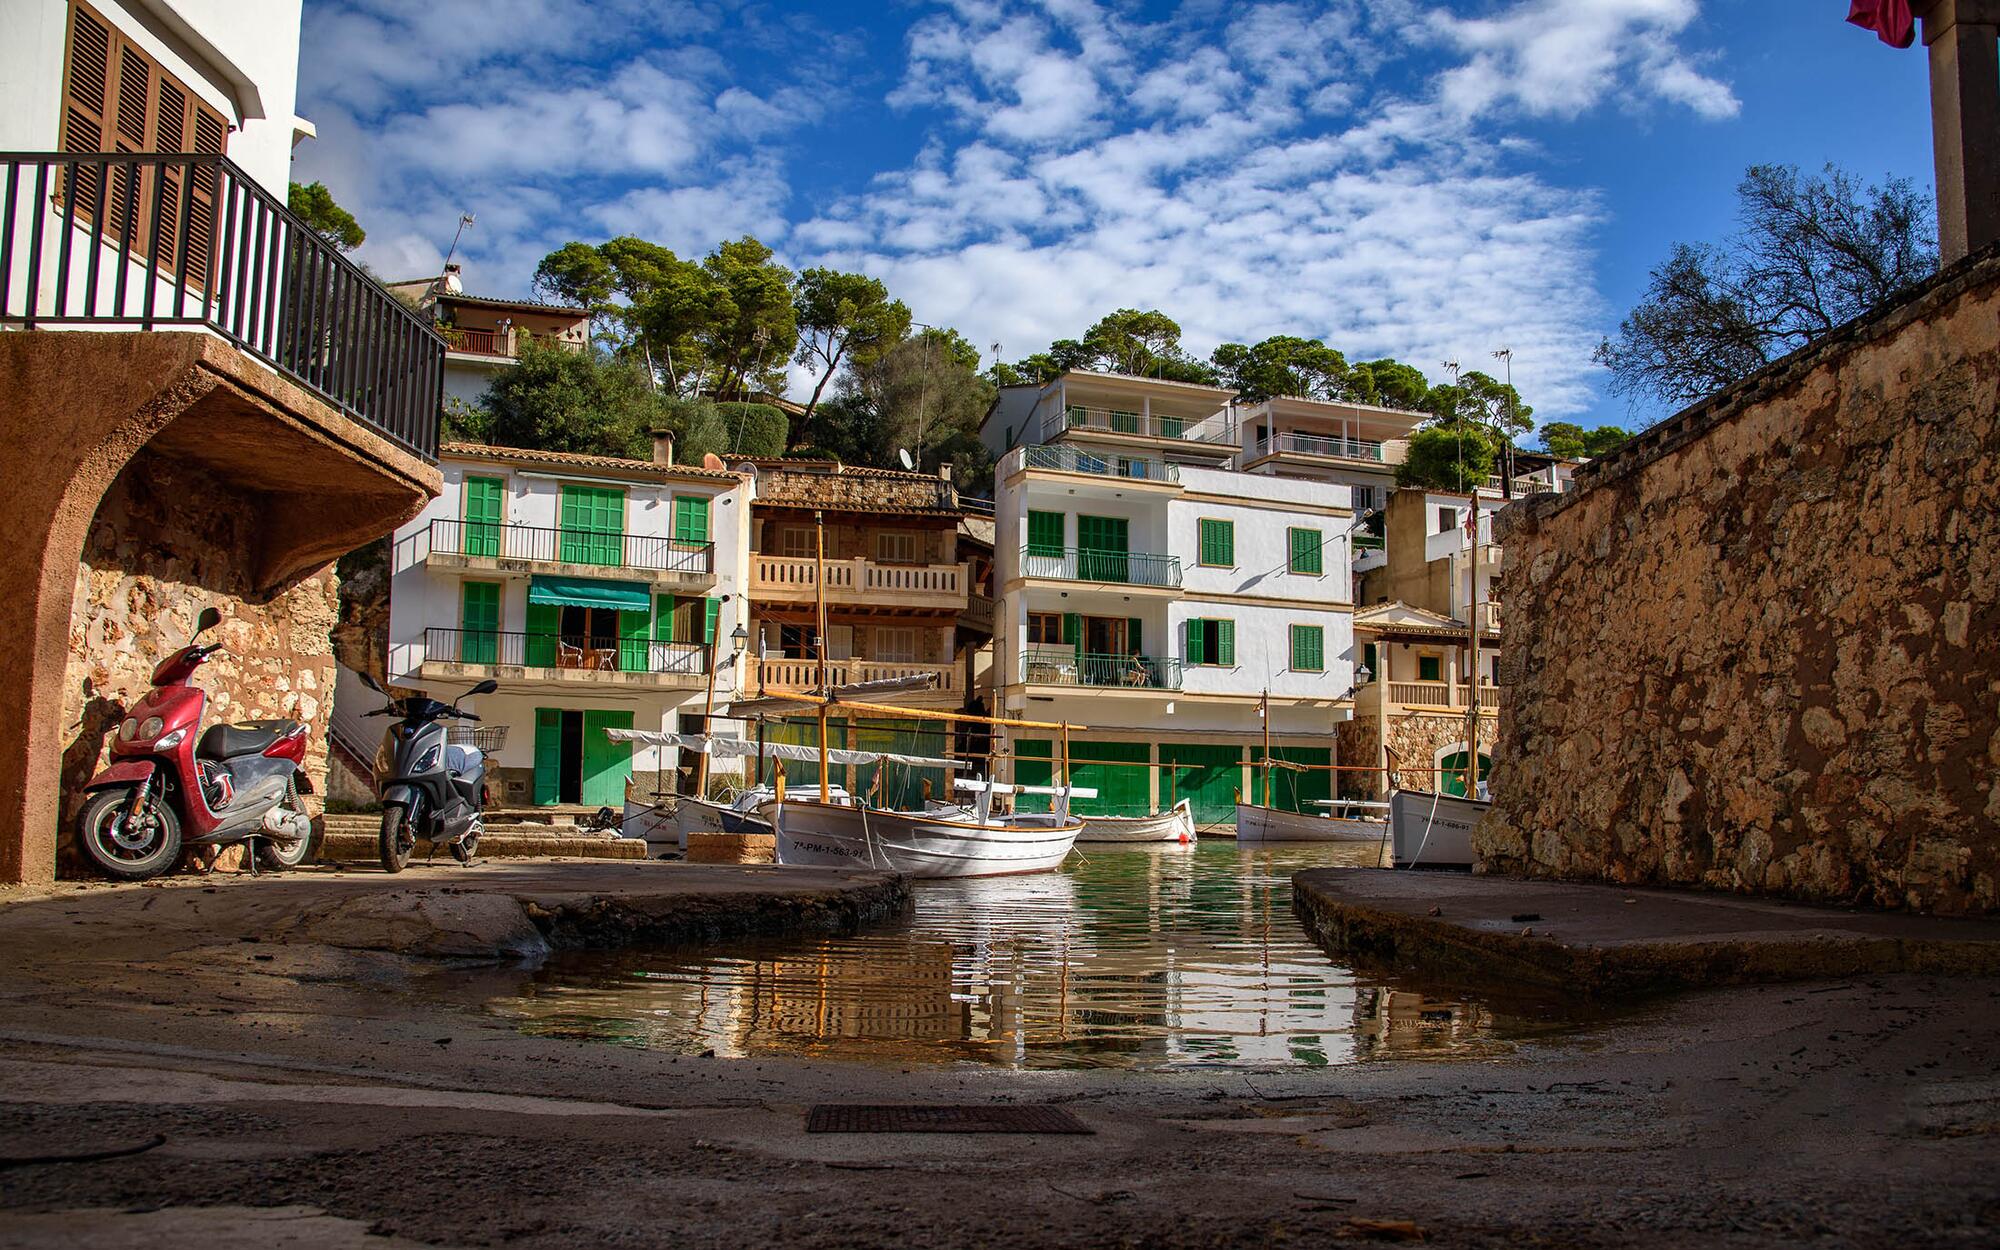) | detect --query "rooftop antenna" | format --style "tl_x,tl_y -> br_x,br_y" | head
441,212 -> 476,273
